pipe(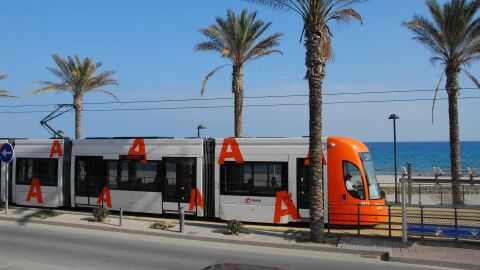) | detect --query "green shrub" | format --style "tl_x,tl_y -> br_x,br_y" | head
150,221 -> 175,230
227,220 -> 243,235
33,209 -> 61,219
92,207 -> 110,222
